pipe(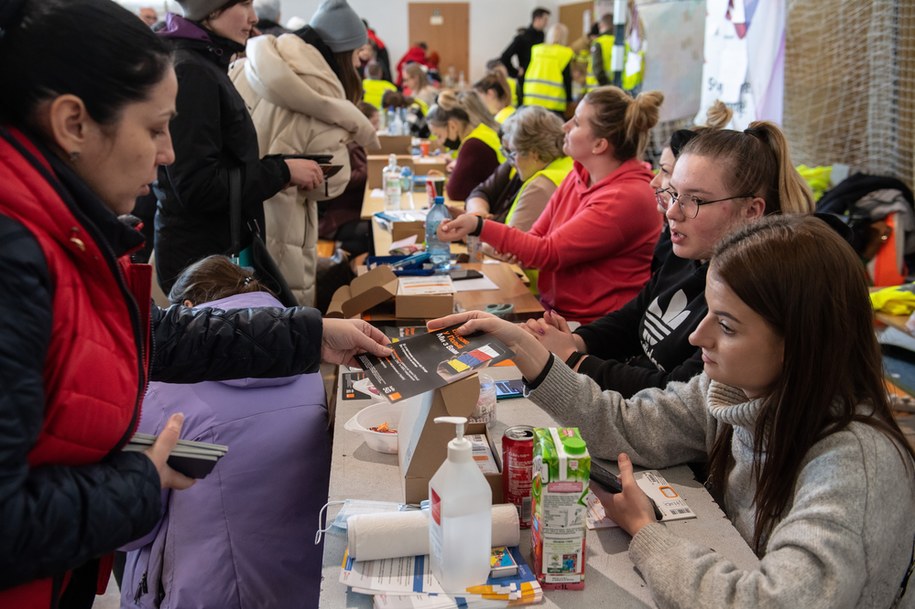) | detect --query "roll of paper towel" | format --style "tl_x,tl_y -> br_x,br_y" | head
347,504 -> 520,561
